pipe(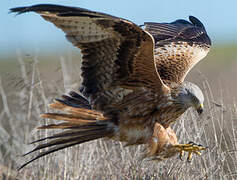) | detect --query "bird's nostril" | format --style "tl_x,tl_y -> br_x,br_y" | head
197,107 -> 203,115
